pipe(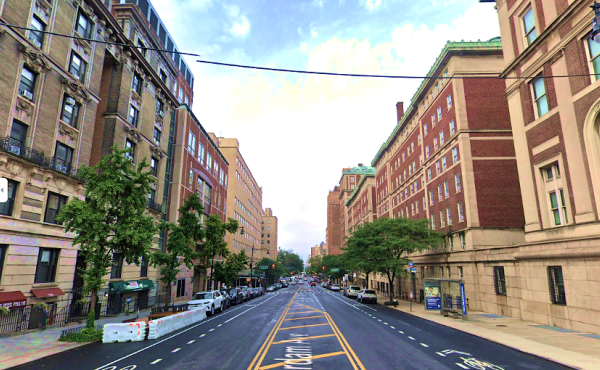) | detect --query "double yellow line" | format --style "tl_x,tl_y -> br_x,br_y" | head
246,294 -> 365,370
